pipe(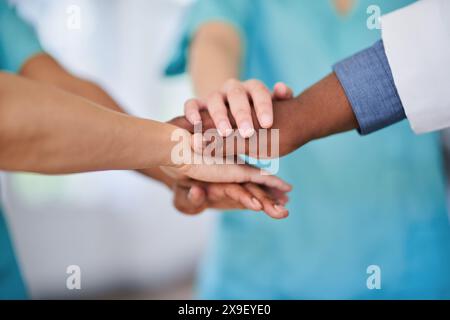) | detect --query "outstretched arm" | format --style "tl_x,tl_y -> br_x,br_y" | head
20,53 -> 174,185
173,72 -> 358,158
0,72 -> 178,173
17,53 -> 290,218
